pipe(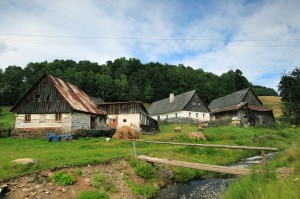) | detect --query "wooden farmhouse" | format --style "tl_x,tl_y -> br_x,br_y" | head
96,101 -> 159,134
147,90 -> 210,123
208,88 -> 275,126
11,73 -> 106,137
